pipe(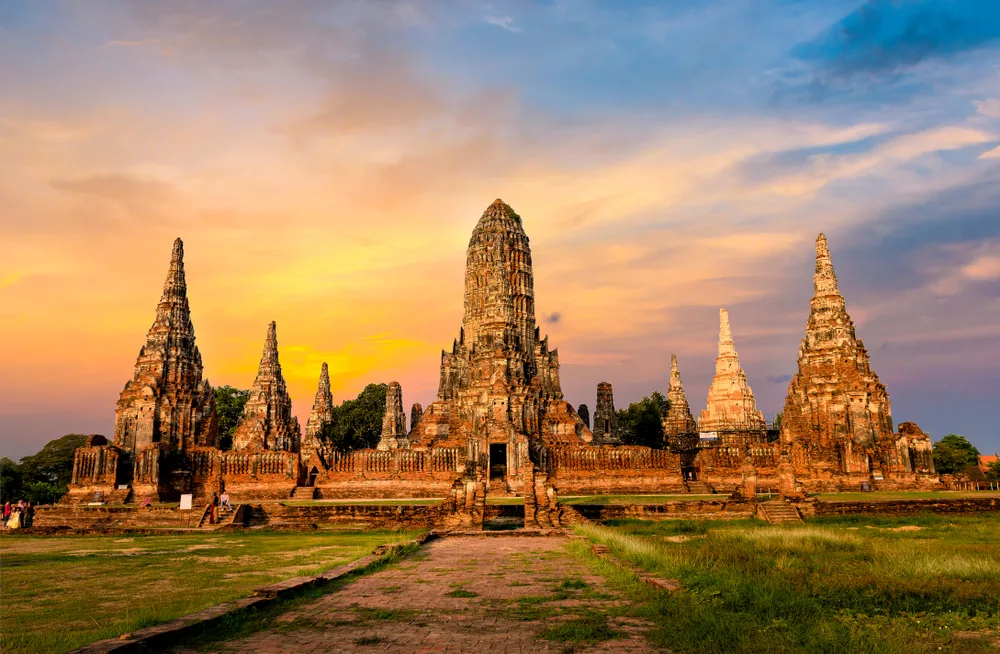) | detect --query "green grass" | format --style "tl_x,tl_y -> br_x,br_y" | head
573,513 -> 1000,653
539,614 -> 621,645
812,490 -> 1000,501
446,589 -> 479,598
0,528 -> 422,654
